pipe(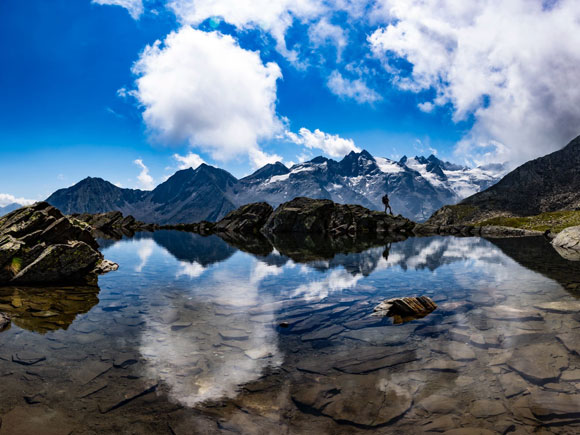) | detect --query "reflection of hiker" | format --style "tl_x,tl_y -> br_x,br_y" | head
382,242 -> 392,261
382,194 -> 393,215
